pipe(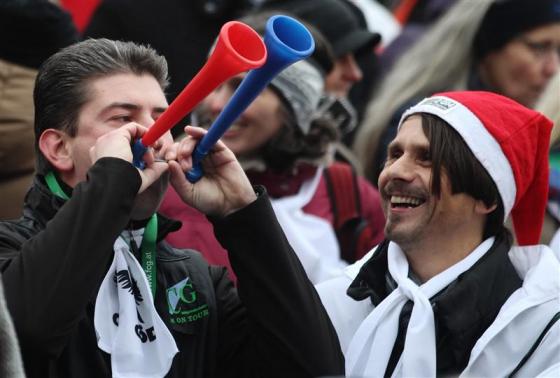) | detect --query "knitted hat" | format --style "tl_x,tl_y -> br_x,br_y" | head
269,59 -> 324,134
400,91 -> 553,245
473,0 -> 560,59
